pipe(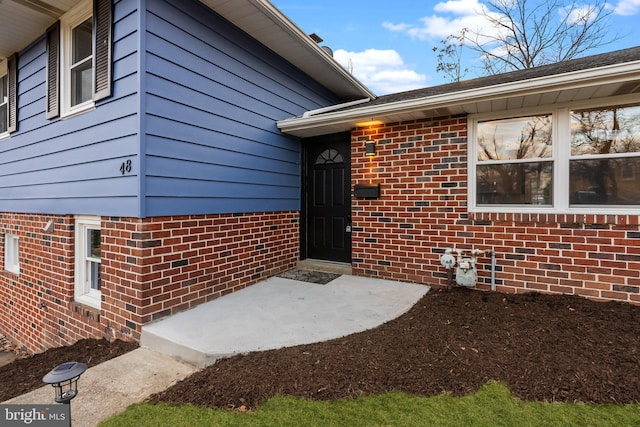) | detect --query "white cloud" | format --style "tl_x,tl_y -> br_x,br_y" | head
433,0 -> 485,14
381,22 -> 412,32
562,4 -> 602,25
614,0 -> 640,15
333,49 -> 429,95
383,1 -> 496,42
368,69 -> 430,95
